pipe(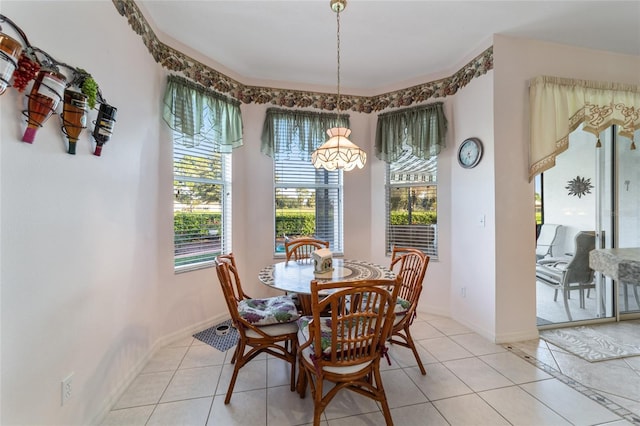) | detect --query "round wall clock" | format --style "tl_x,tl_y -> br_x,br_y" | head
457,137 -> 483,169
